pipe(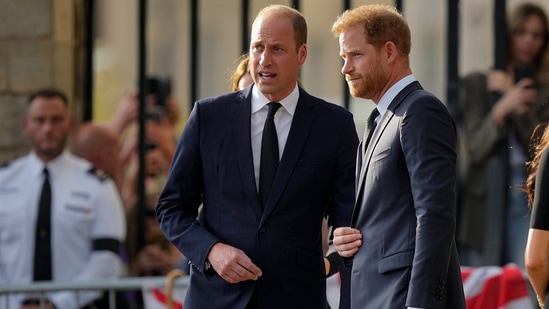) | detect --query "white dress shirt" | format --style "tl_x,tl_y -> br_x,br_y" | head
250,84 -> 299,191
374,74 -> 416,121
